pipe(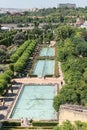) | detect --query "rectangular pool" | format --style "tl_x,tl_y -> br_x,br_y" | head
33,60 -> 55,77
10,84 -> 57,120
39,47 -> 55,56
